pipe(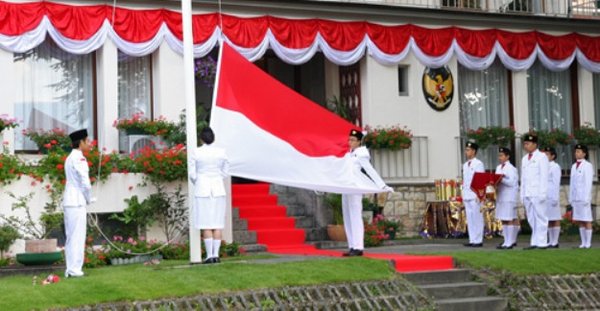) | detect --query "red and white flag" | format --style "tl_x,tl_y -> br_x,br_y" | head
211,43 -> 385,194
